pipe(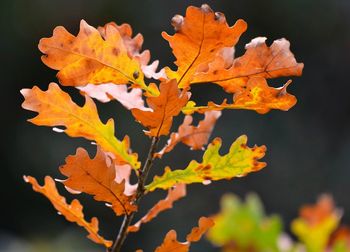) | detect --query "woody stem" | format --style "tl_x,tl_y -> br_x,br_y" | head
110,136 -> 159,252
